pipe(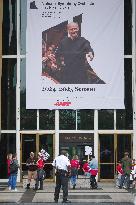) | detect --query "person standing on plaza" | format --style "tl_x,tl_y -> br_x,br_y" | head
34,152 -> 46,190
52,150 -> 71,203
70,155 -> 80,189
10,153 -> 19,191
88,155 -> 98,189
120,152 -> 132,189
83,159 -> 90,177
116,161 -> 124,188
26,152 -> 37,189
7,153 -> 12,190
